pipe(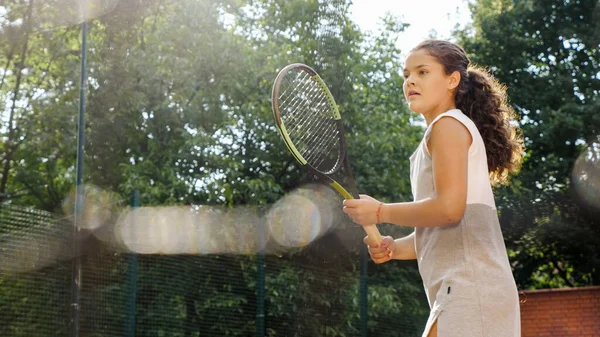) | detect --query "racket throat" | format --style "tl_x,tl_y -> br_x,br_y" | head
329,181 -> 353,200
